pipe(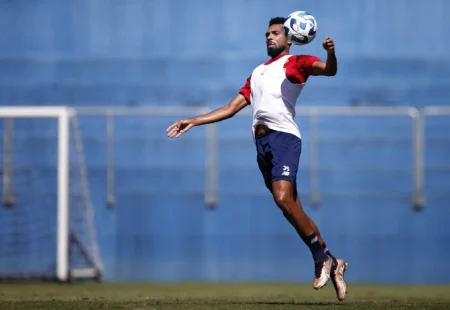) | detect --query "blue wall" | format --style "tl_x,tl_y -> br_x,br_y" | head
1,0 -> 450,107
0,0 -> 450,284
